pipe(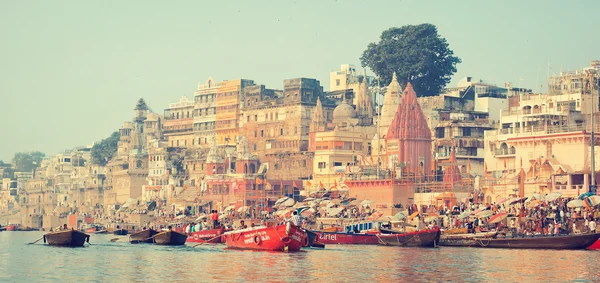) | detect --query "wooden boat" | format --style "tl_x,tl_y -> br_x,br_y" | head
305,229 -> 325,248
153,230 -> 188,245
377,228 -> 441,247
6,225 -> 17,231
113,229 -> 128,235
44,229 -> 90,247
314,231 -> 380,245
439,231 -> 497,247
186,228 -> 224,244
466,232 -> 600,249
222,223 -> 306,252
84,225 -> 107,234
129,229 -> 157,244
